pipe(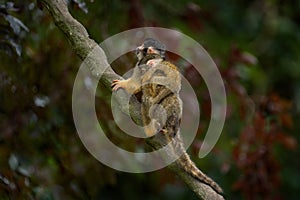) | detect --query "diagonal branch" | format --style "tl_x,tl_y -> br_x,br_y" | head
39,0 -> 224,199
